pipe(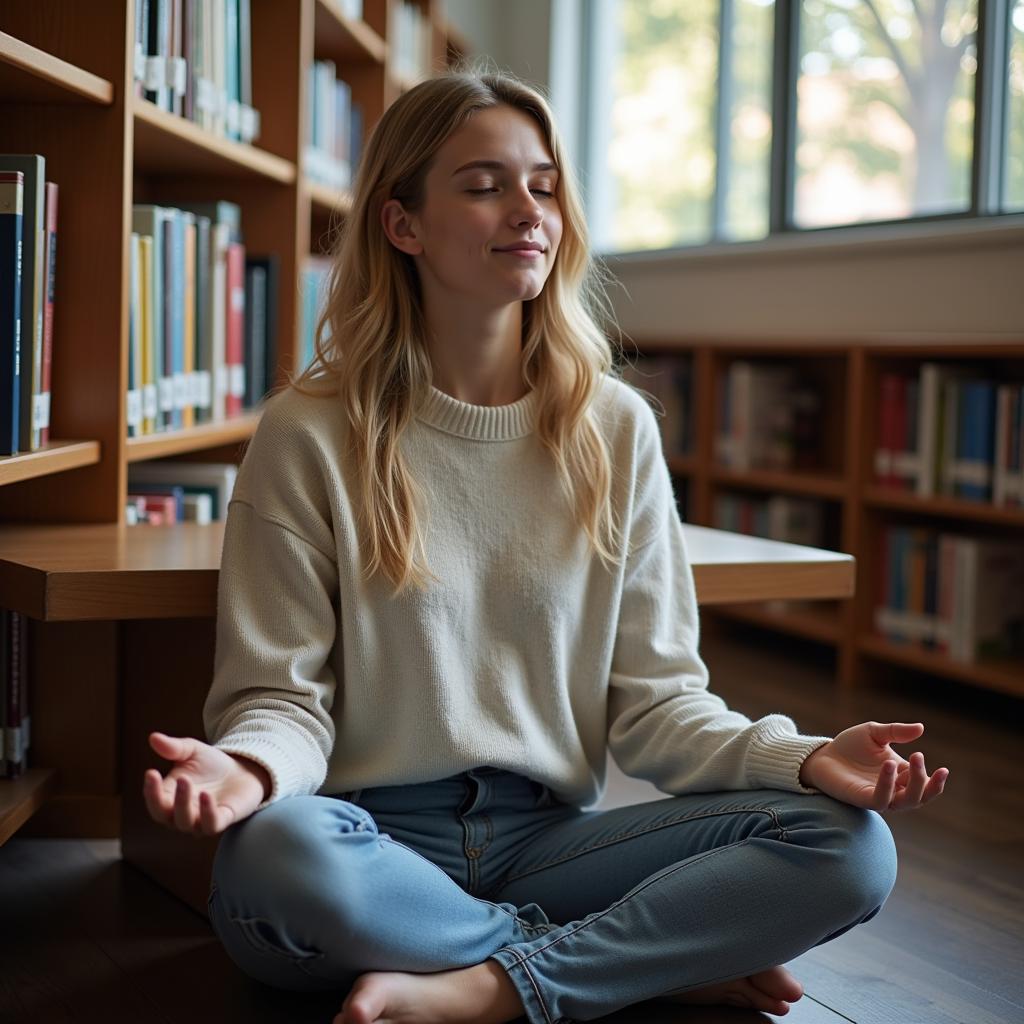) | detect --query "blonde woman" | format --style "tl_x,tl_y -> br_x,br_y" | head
143,60 -> 948,1024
